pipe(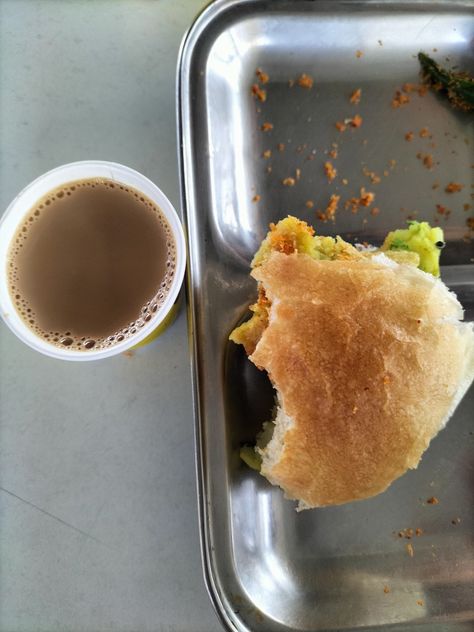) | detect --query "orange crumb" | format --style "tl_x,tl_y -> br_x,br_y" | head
261,122 -> 273,132
467,217 -> 474,230
383,586 -> 390,594
329,147 -> 338,159
383,375 -> 390,384
326,194 -> 340,220
359,187 -> 375,207
406,543 -> 414,557
255,68 -> 269,84
251,84 -> 267,102
415,528 -> 423,536
383,170 -> 389,177
297,73 -> 314,89
423,154 -> 434,169
262,149 -> 272,159
335,121 -> 347,132
356,50 -> 363,58
427,496 -> 439,505
389,159 -> 397,168
324,161 -> 337,182
445,182 -> 464,193
252,194 -> 261,203
392,91 -> 410,108
350,114 -> 363,128
277,142 -> 285,151
305,200 -> 314,209
282,177 -> 296,187
350,88 -> 362,104
463,203 -> 471,211
405,131 -> 414,142
416,600 -> 424,607
371,207 -> 380,216
419,127 -> 430,138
